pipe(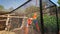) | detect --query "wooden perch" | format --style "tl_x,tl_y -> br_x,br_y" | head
0,15 -> 28,18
